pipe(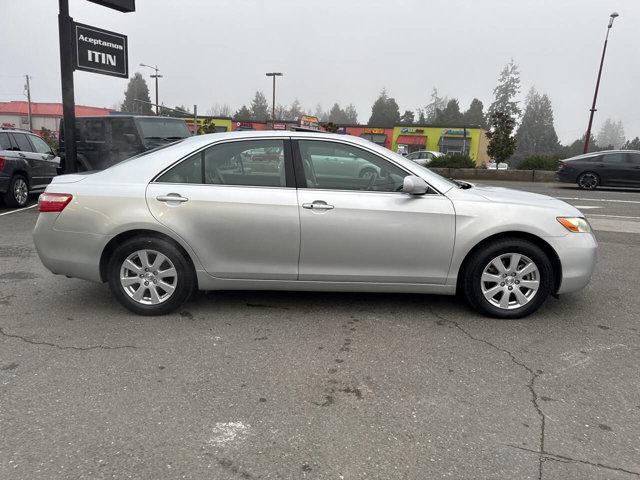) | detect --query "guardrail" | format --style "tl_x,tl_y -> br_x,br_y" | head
429,168 -> 556,183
